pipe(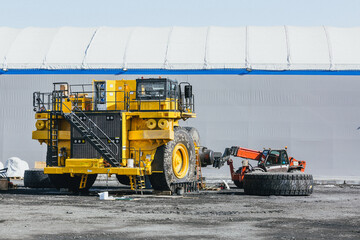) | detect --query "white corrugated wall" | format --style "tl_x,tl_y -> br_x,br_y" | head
1,74 -> 359,177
